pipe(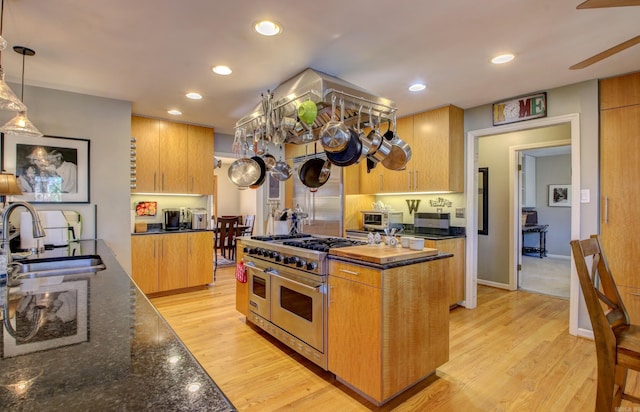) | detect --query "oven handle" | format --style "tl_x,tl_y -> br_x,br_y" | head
270,272 -> 323,293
